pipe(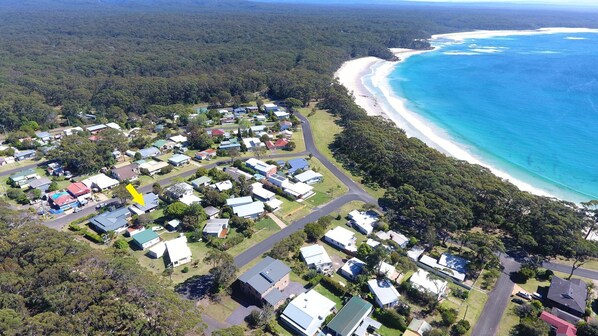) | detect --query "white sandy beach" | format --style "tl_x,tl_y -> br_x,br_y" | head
334,28 -> 598,200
